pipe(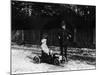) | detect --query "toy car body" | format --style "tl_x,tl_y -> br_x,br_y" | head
33,50 -> 66,65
